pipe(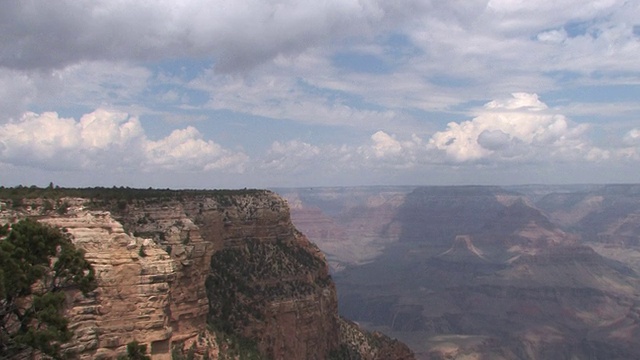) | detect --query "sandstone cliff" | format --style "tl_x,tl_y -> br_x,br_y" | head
0,188 -> 414,360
